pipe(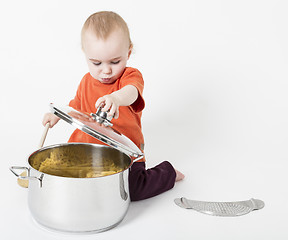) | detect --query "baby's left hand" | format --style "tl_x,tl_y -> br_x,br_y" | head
95,94 -> 120,119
